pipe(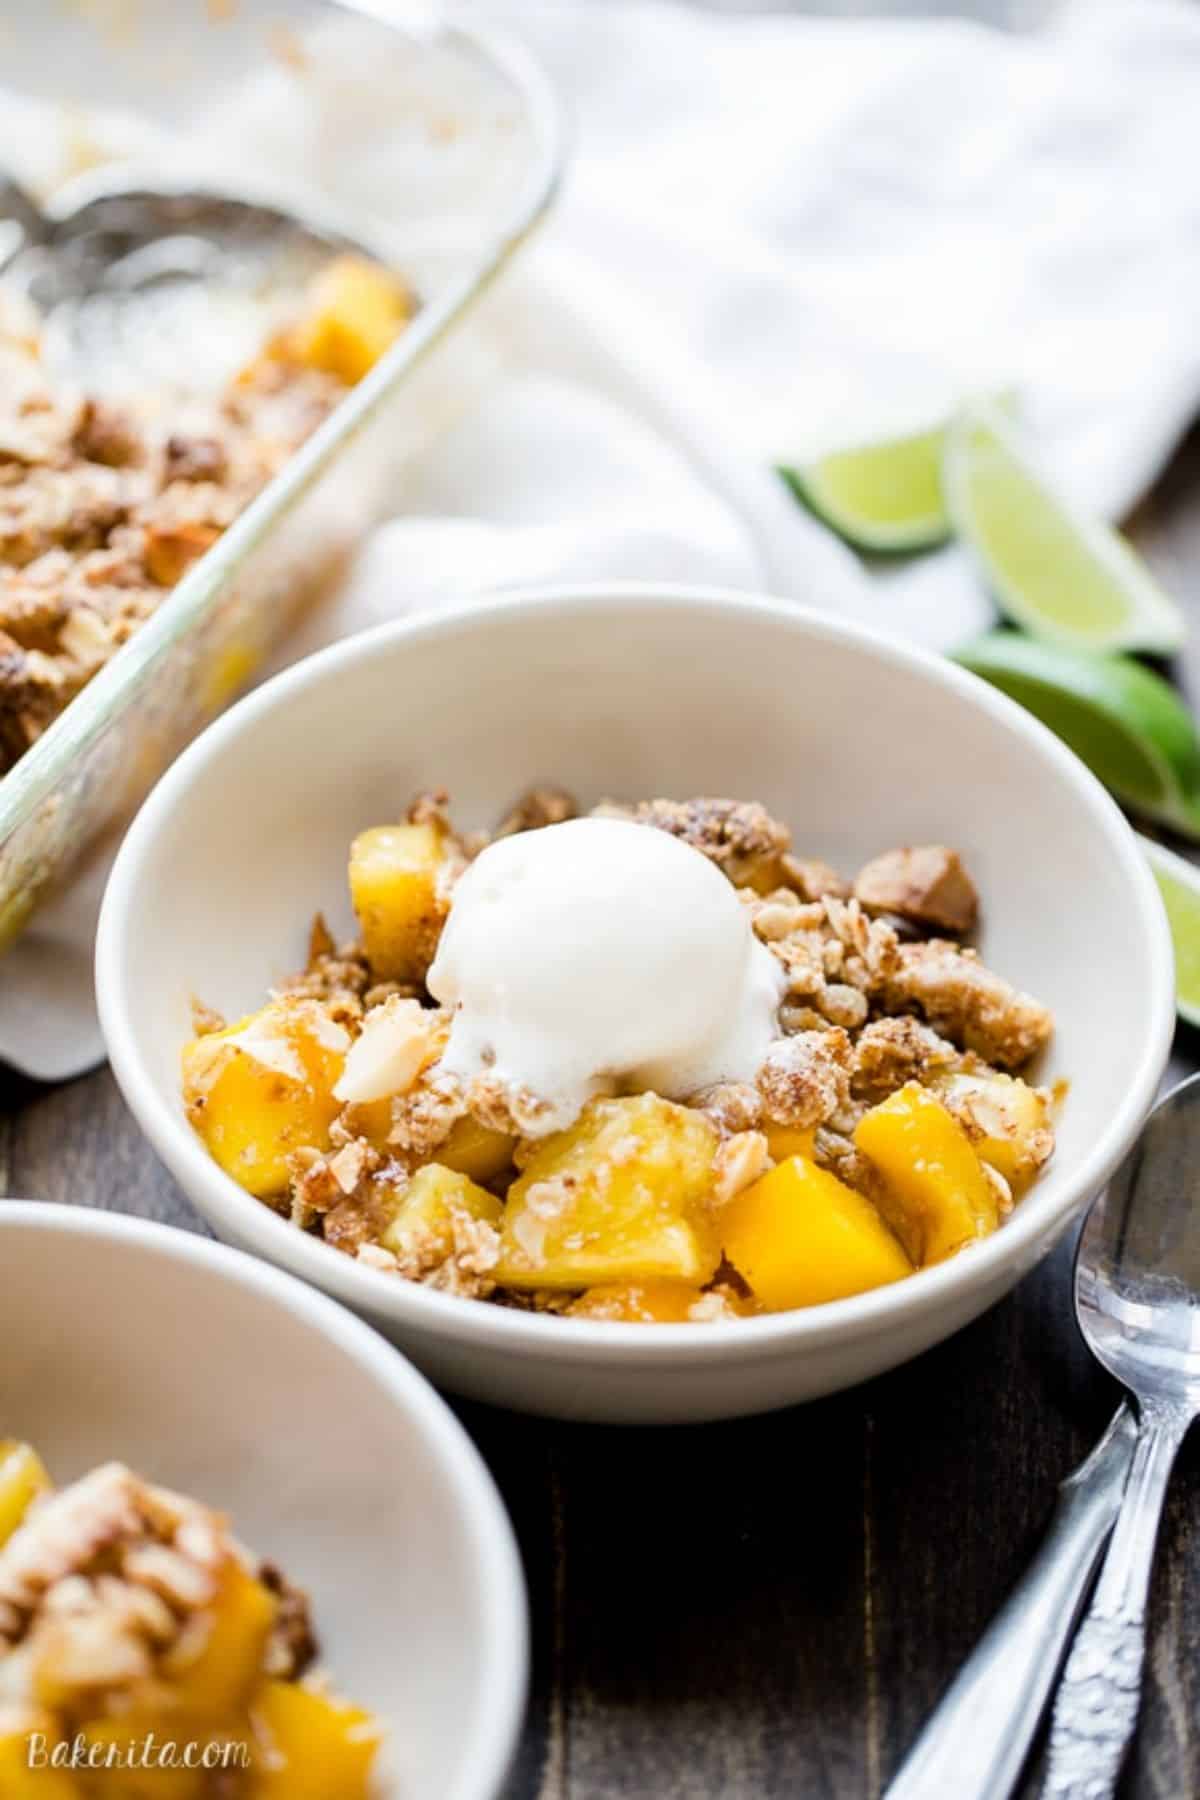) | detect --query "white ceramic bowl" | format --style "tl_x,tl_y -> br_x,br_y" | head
0,1203 -> 527,1800
97,584 -> 1175,1424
